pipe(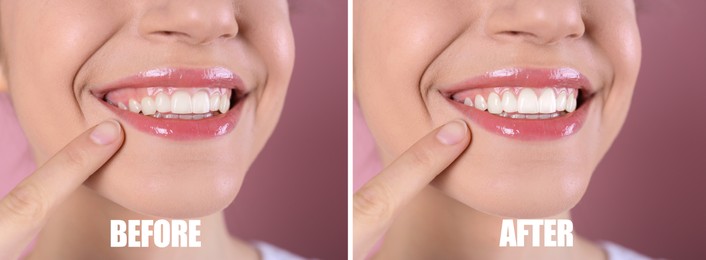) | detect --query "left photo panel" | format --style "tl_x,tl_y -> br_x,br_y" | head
0,1 -> 347,259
